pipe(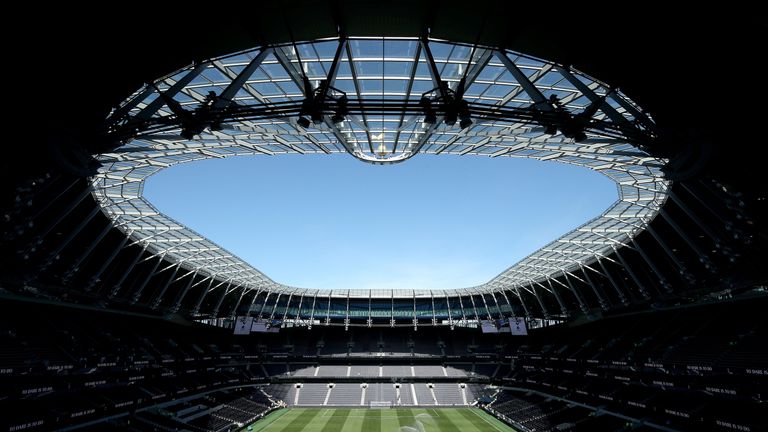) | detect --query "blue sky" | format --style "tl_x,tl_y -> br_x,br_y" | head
144,154 -> 616,290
